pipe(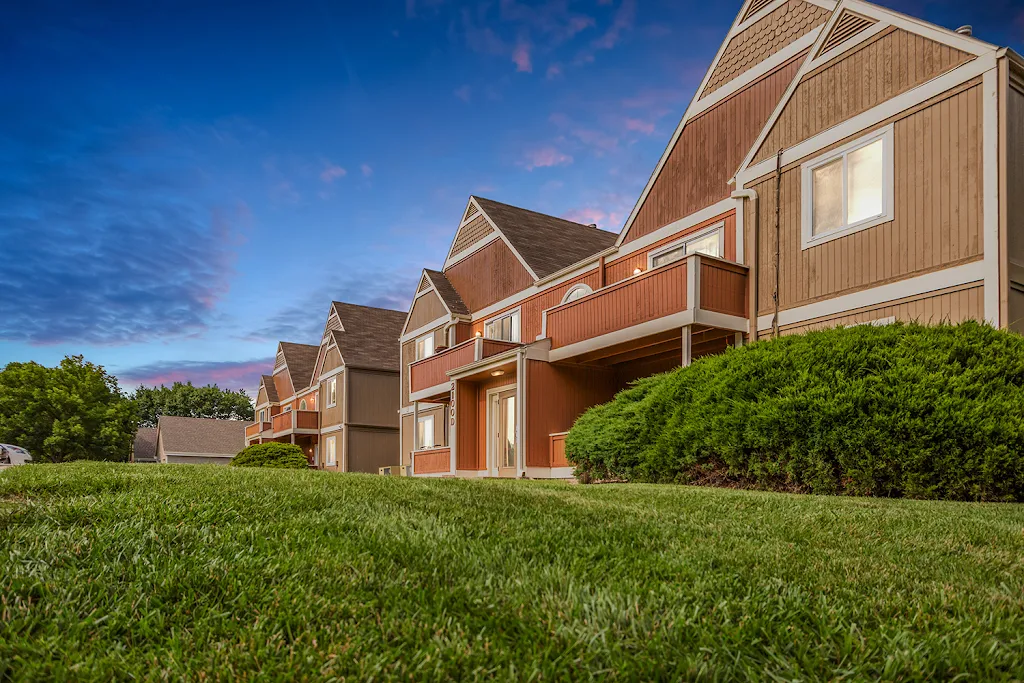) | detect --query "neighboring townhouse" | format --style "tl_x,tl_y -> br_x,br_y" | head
131,427 -> 158,463
156,416 -> 247,465
399,0 -> 1023,479
246,302 -> 406,473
